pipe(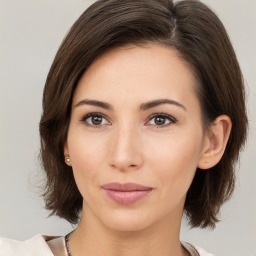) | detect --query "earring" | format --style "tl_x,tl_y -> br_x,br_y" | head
65,156 -> 71,163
